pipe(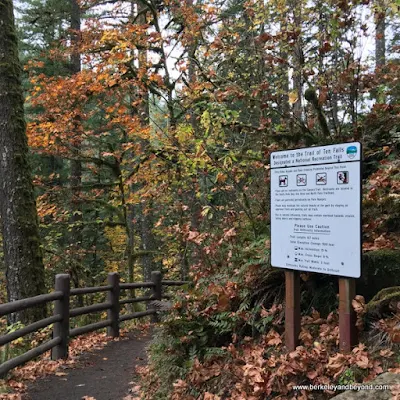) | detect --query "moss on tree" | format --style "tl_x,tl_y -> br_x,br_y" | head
0,0 -> 46,324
